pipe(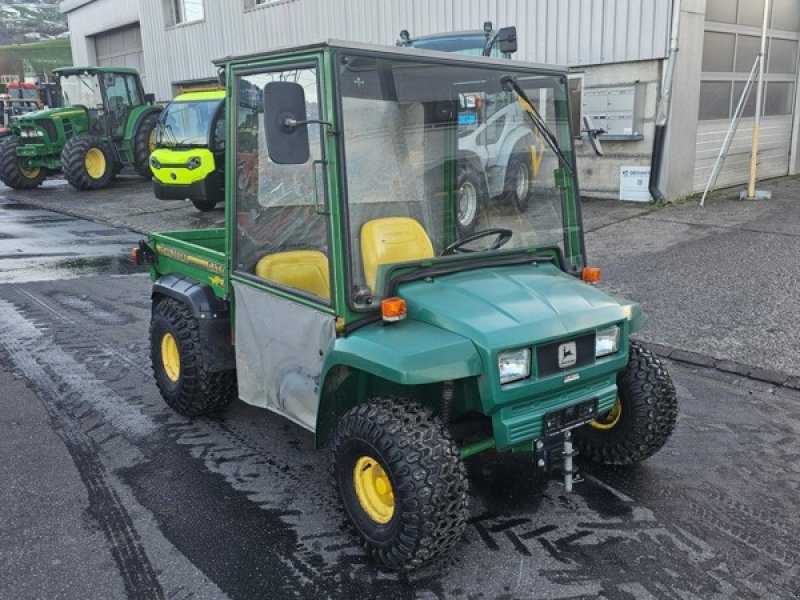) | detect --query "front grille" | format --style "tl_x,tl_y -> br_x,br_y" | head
536,333 -> 595,378
34,119 -> 58,143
